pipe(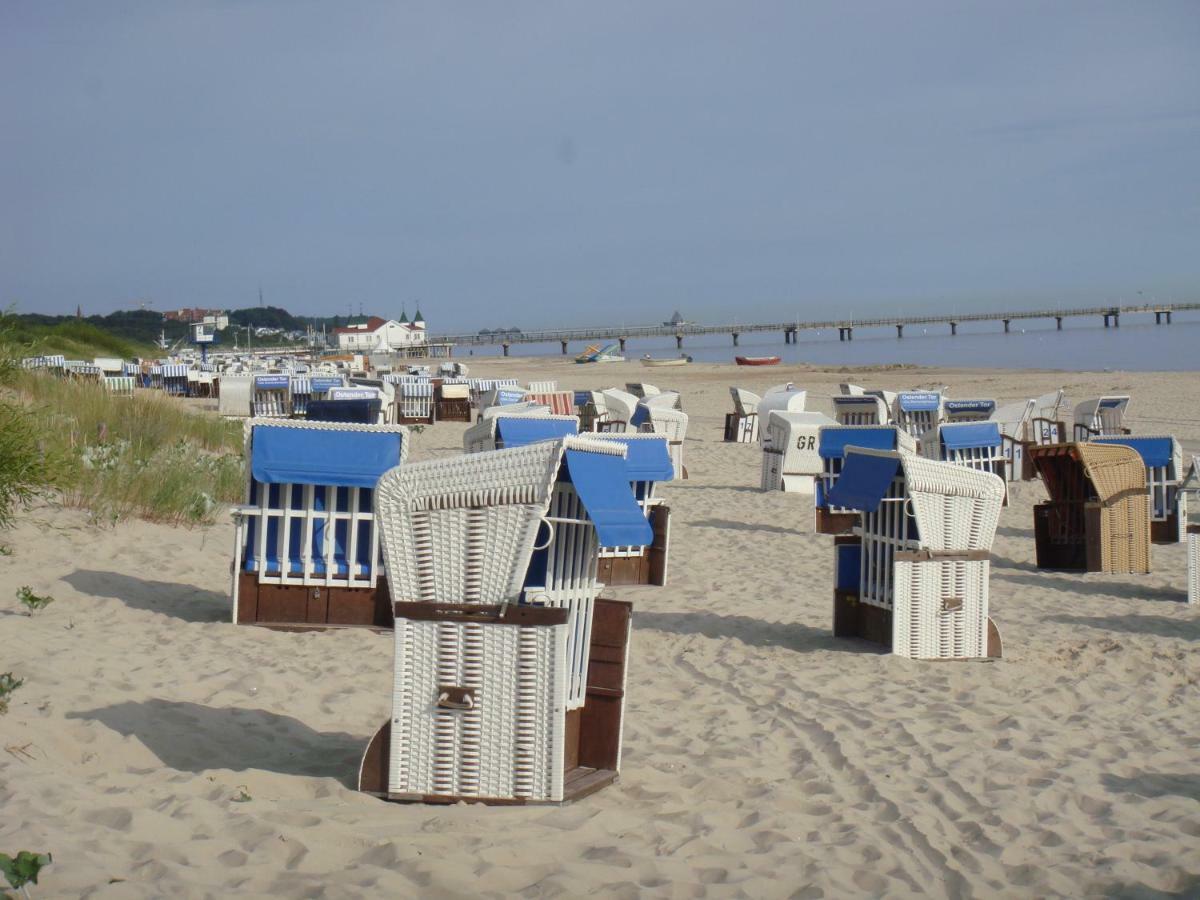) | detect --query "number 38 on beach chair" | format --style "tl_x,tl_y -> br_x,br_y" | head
230,419 -> 408,629
826,448 -> 1005,660
357,437 -> 651,804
